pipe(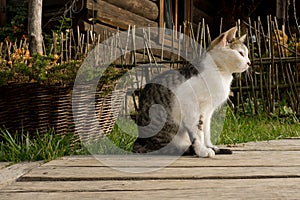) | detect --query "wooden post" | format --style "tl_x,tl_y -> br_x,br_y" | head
28,0 -> 43,55
159,0 -> 164,28
175,0 -> 178,34
276,0 -> 287,26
